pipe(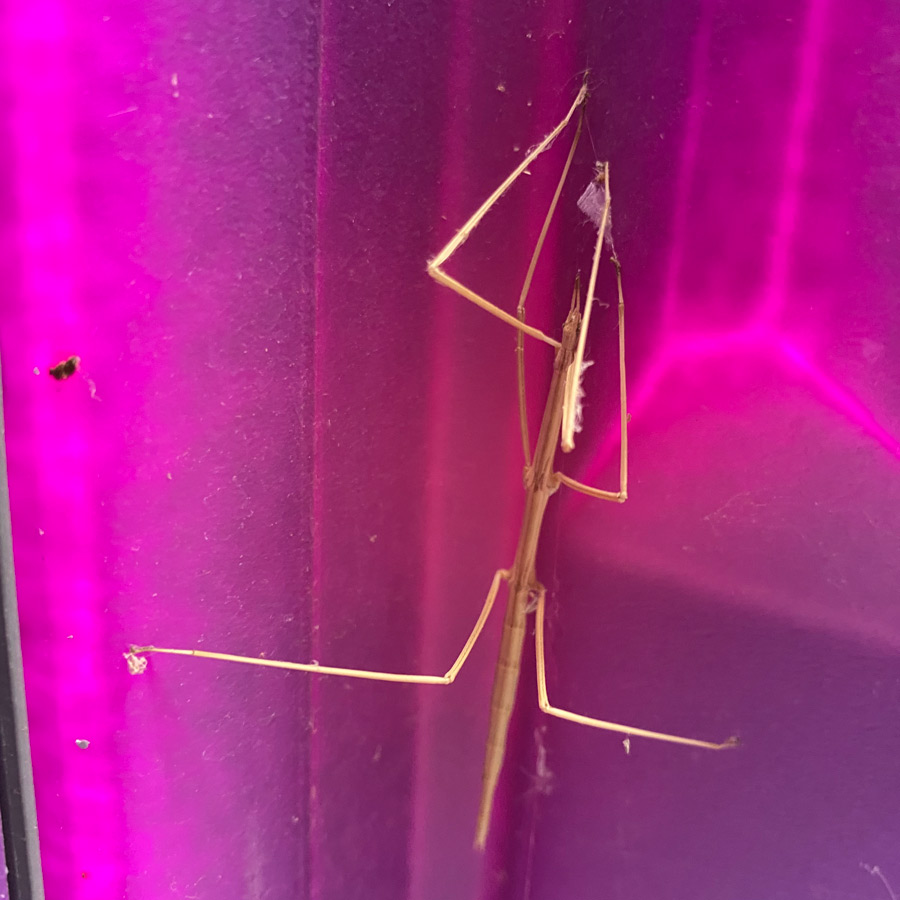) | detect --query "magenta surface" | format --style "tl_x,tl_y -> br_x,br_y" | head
1,0 -> 899,899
